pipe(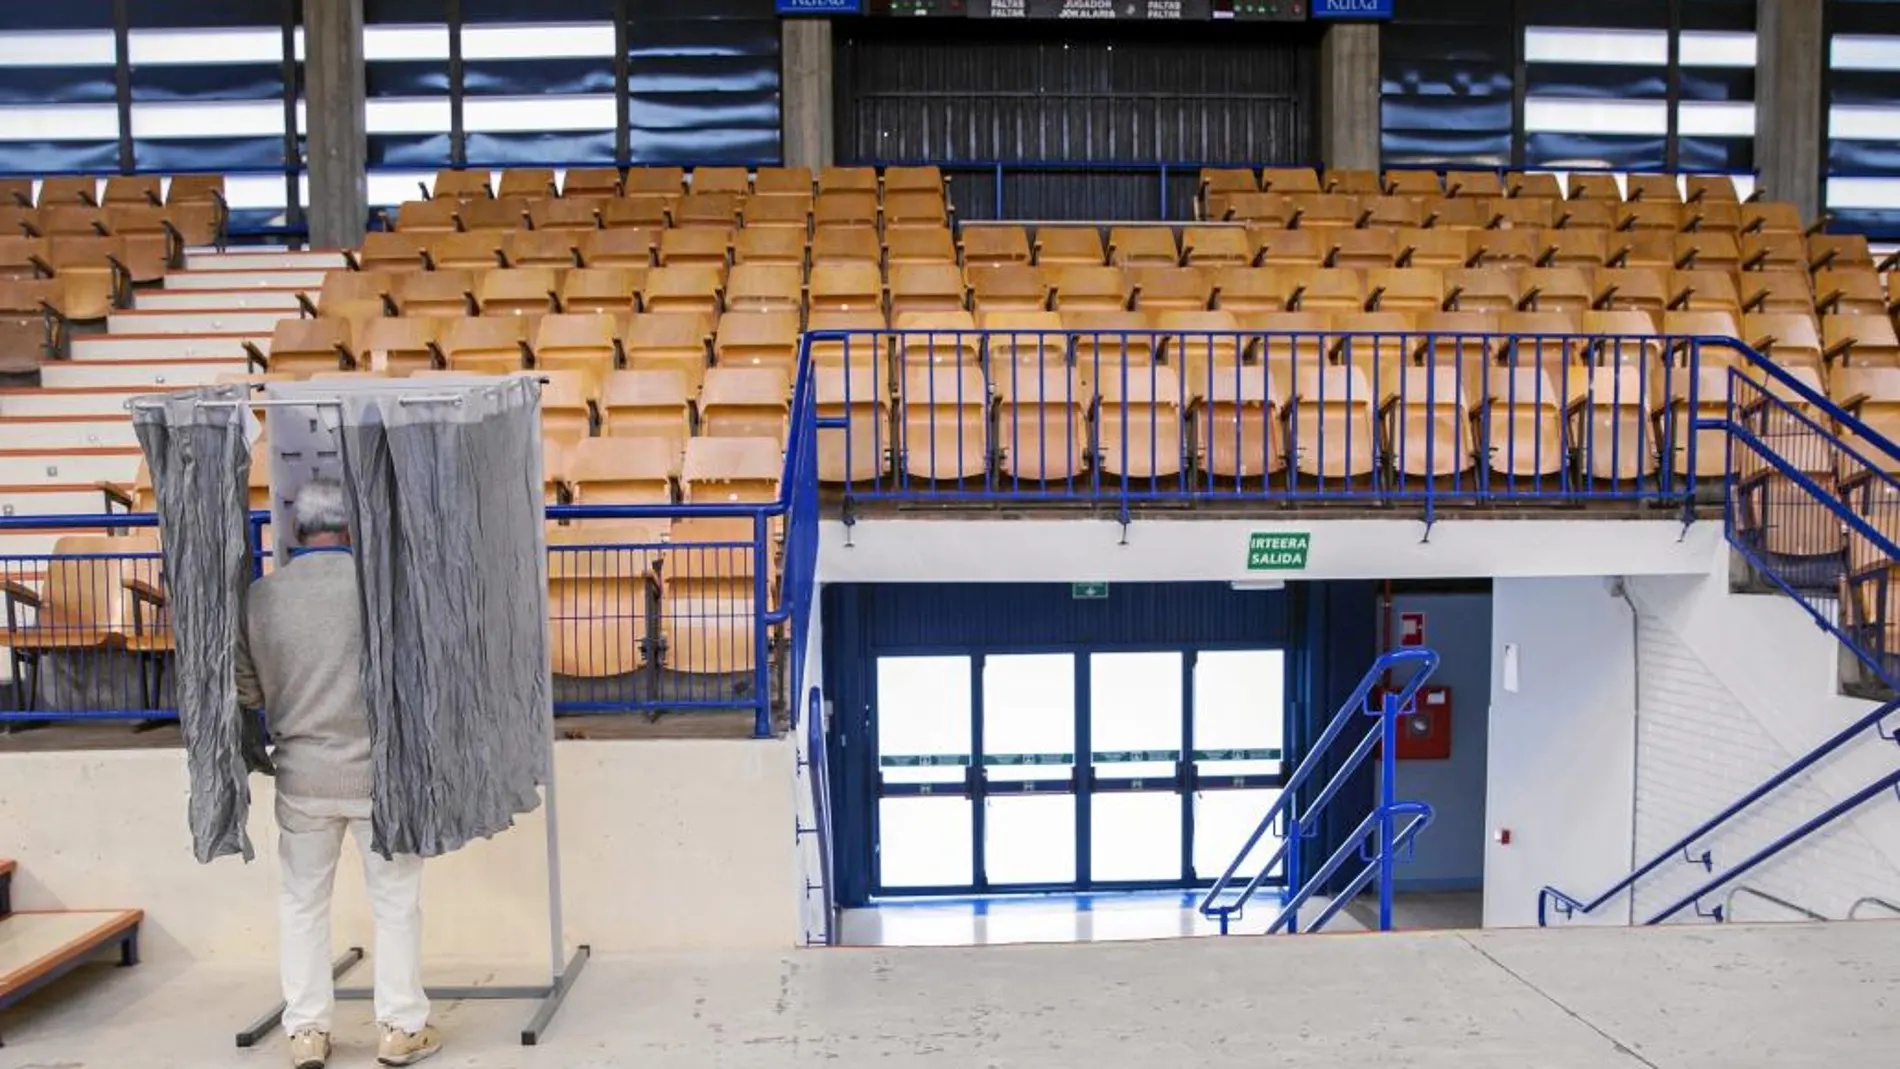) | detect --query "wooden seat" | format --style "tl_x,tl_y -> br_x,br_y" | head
539,369 -> 596,445
1489,199 -> 1552,231
1210,267 -> 1290,314
1128,267 -> 1212,312
429,169 -> 491,200
3,534 -> 161,663
816,365 -> 889,482
567,435 -> 675,505
808,262 -> 884,314
1251,228 -> 1325,268
494,168 -> 557,200
1824,315 -> 1900,368
1050,266 -> 1130,312
995,367 -> 1091,481
714,310 -> 801,375
1391,228 -> 1465,271
390,269 -> 477,318
346,232 -> 426,272
980,310 -> 1067,371
888,262 -> 968,318
1364,267 -> 1443,314
504,230 -> 582,270
36,177 -> 98,207
675,192 -> 742,230
894,310 -> 980,369
732,226 -> 807,266
1222,192 -> 1293,226
962,226 -> 1033,268
1515,268 -> 1594,315
457,197 -> 530,234
1386,366 -> 1472,479
740,193 -> 811,231
1154,309 -> 1244,401
682,436 -> 782,505
535,313 -> 622,397
1181,227 -> 1252,268
37,237 -> 130,321
810,225 -> 880,266
1810,234 -> 1875,272
100,206 -> 183,280
806,309 -> 889,370
656,228 -> 732,271
1328,230 -> 1398,271
1571,366 -> 1659,481
1108,227 -> 1180,268
725,263 -> 803,313
559,266 -> 642,314
1668,269 -> 1741,315
1740,231 -> 1806,272
253,317 -> 354,378
1580,310 -> 1664,370
602,369 -> 692,460
967,264 -> 1049,312
814,190 -> 879,229
1200,169 -> 1258,218
1540,230 -> 1609,271
622,312 -> 714,393
899,367 -> 988,482
424,231 -> 506,271
641,265 -> 724,315
1035,228 -> 1107,267
441,316 -> 532,375
1743,312 -> 1823,373
476,267 -> 560,317
1446,170 -> 1506,198
883,165 -> 944,195
1191,363 -> 1279,480
1288,268 -> 1366,314
578,228 -> 658,269
601,196 -> 675,230
1465,229 -> 1538,270
1289,365 -> 1377,480
358,316 -> 444,376
1287,193 -> 1358,232
754,167 -> 814,197
1594,268 -> 1669,323
547,521 -> 661,676
1357,195 -> 1423,230
1741,201 -> 1803,235
1260,167 -> 1321,194
885,226 -> 957,267
661,515 -> 763,676
562,168 -> 623,198
819,167 -> 879,195
624,167 -> 687,196
1832,367 -> 1900,472
883,191 -> 948,229
1384,170 -> 1443,197
1674,231 -> 1740,273
700,367 -> 790,444
530,198 -> 602,233
1814,268 -> 1886,317
1618,201 -> 1683,233
1096,366 -> 1183,479
1065,310 -> 1157,389
1483,368 -> 1567,478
